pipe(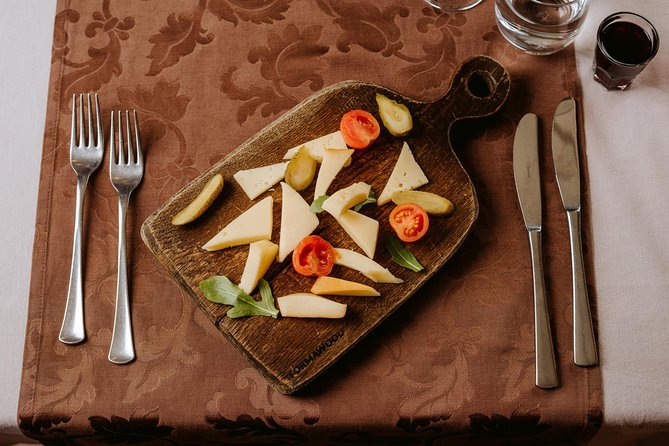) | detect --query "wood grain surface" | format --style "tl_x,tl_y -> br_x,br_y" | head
141,55 -> 511,394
